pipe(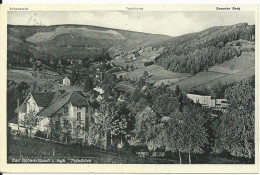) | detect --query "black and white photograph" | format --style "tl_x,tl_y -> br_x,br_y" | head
5,6 -> 256,167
